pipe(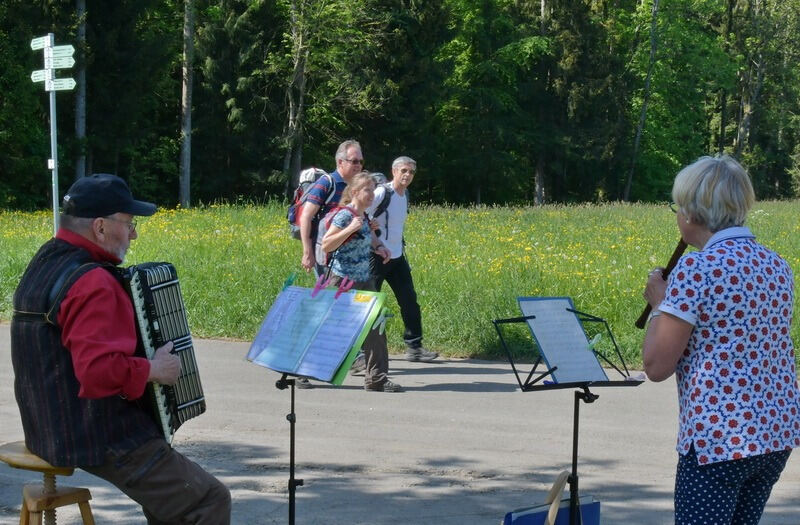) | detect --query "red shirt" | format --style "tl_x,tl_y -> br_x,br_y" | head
55,229 -> 151,400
